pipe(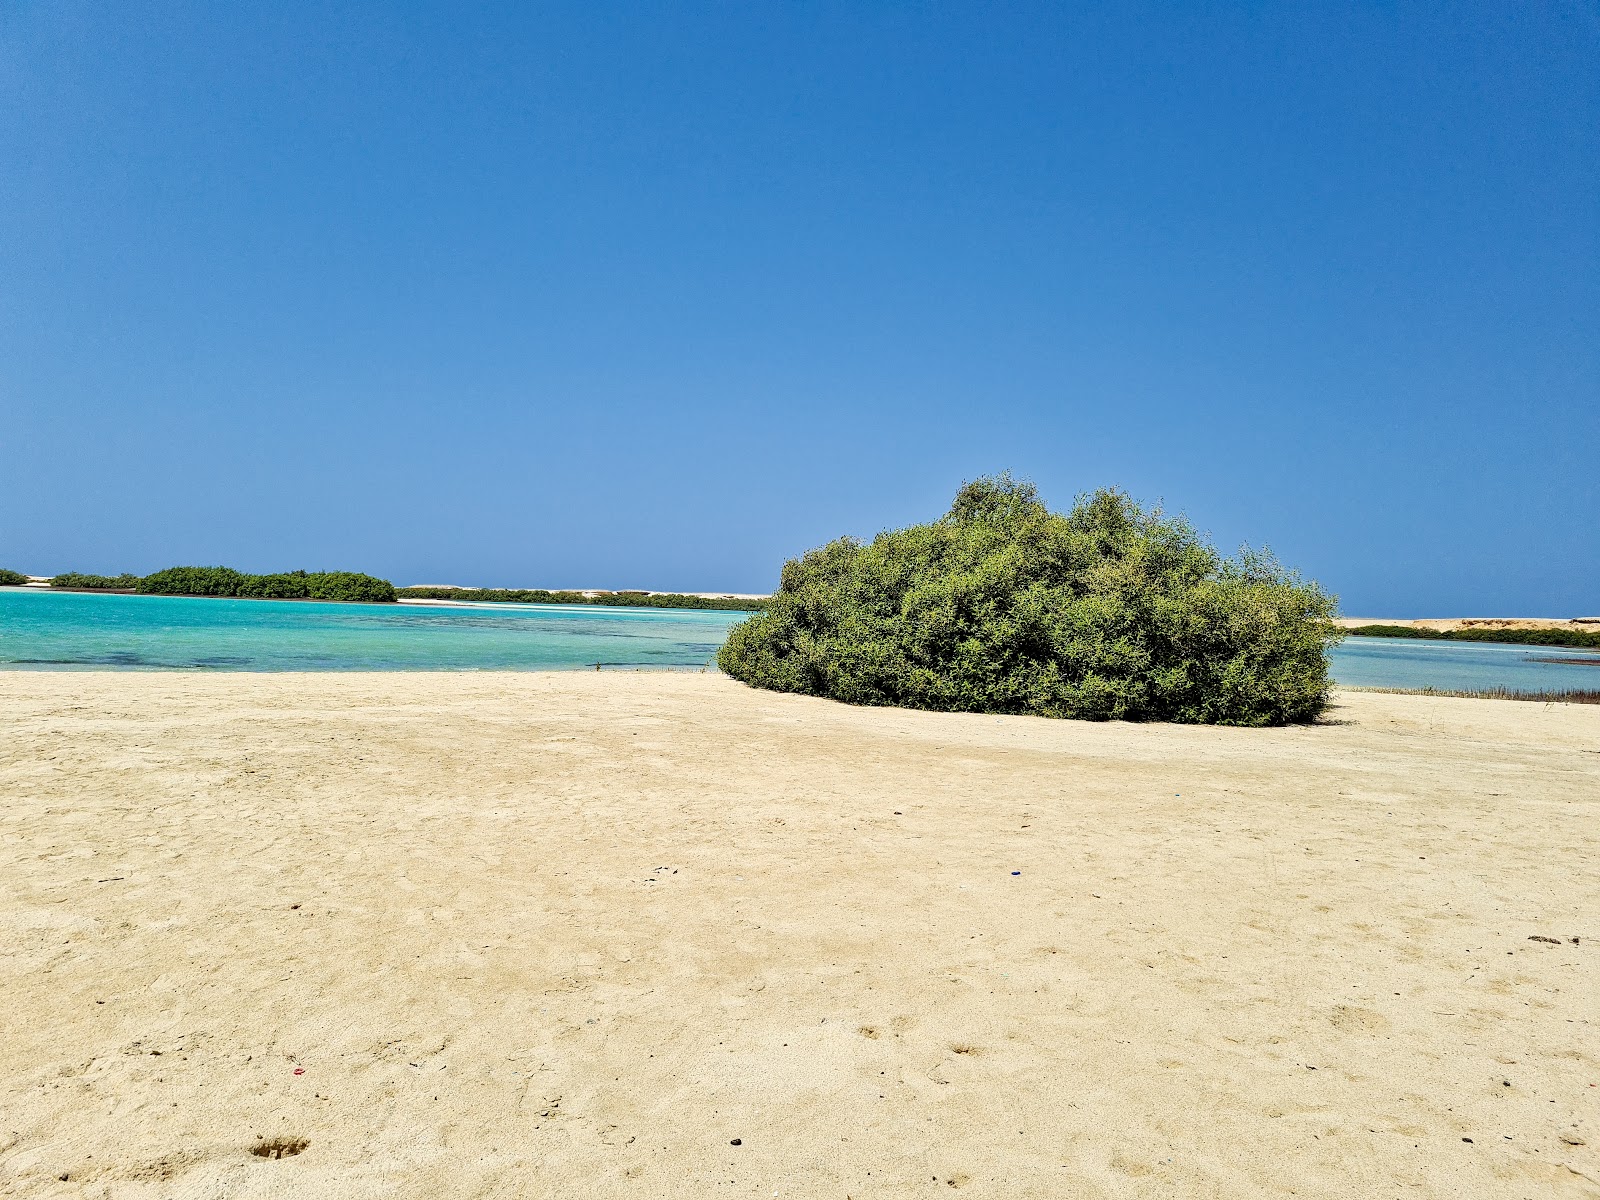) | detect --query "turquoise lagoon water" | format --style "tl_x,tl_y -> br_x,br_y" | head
0,588 -> 744,671
2,588 -> 1598,691
1326,632 -> 1600,693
